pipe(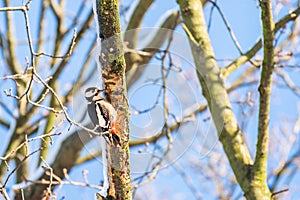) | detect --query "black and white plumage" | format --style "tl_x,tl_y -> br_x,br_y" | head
85,87 -> 120,145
